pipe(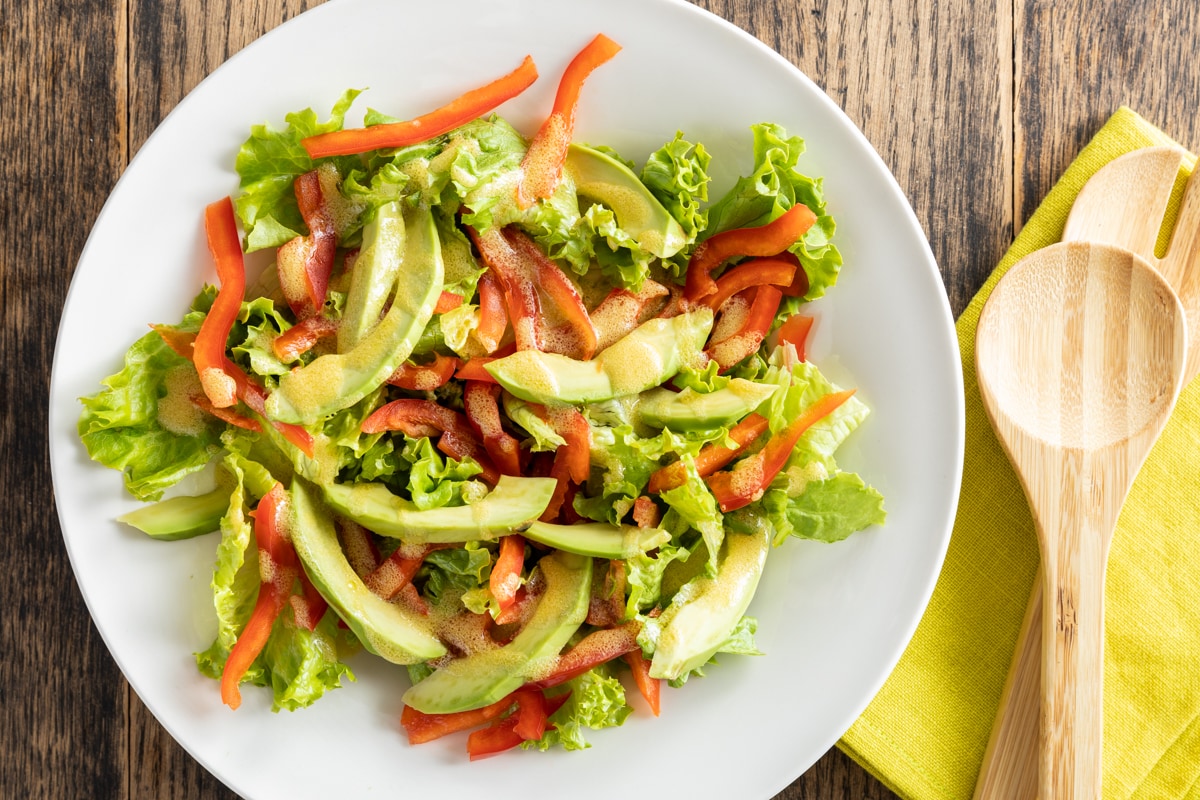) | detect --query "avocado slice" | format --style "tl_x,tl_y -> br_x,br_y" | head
266,204 -> 444,425
321,475 -> 557,543
288,478 -> 447,664
485,308 -> 714,405
401,550 -> 592,713
565,143 -> 687,259
338,200 -> 406,352
649,527 -> 770,681
117,484 -> 230,541
523,520 -> 670,559
638,379 -> 779,431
